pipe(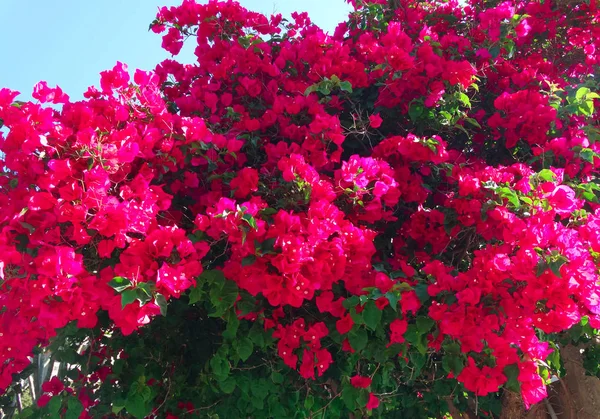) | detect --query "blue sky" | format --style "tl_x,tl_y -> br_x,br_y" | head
0,0 -> 351,101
